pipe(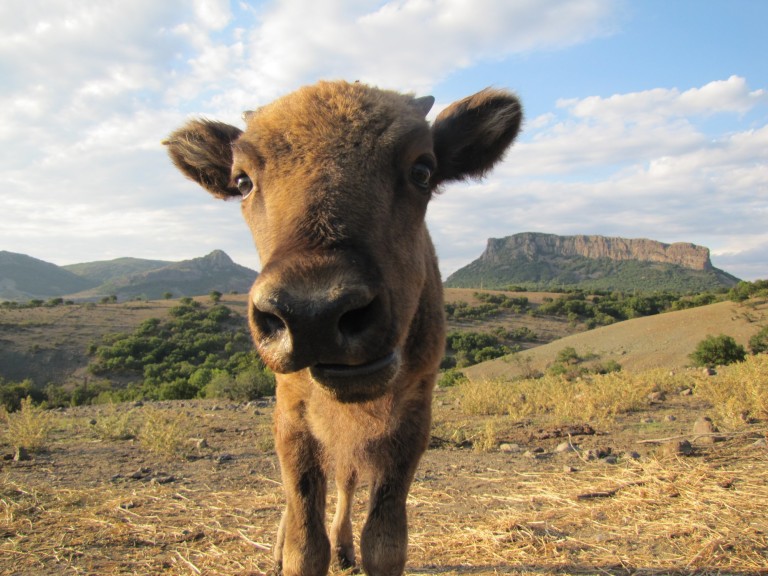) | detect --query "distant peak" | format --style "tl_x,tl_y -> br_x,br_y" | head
203,250 -> 233,264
